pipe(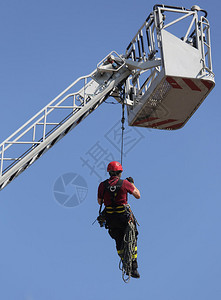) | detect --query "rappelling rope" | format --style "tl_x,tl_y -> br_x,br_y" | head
120,96 -> 125,166
119,221 -> 137,283
104,90 -> 125,166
